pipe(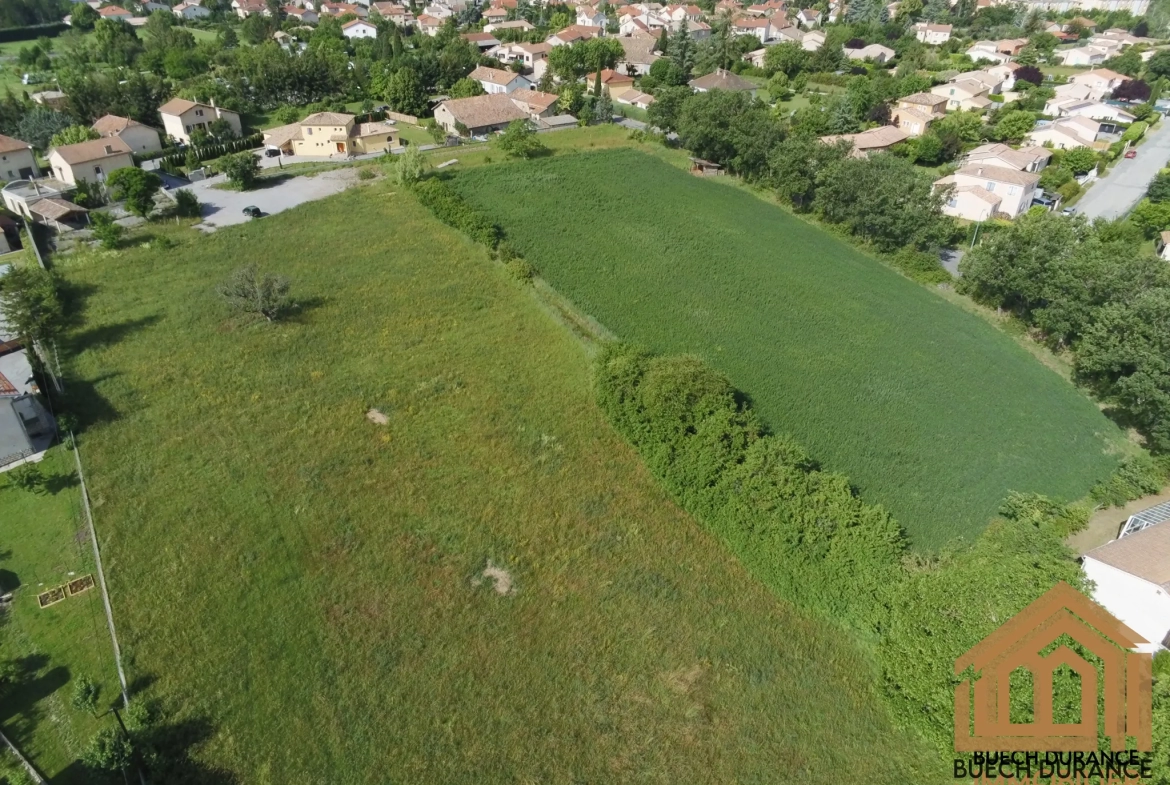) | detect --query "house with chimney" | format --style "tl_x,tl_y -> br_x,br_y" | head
159,98 -> 243,145
935,164 -> 1039,221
